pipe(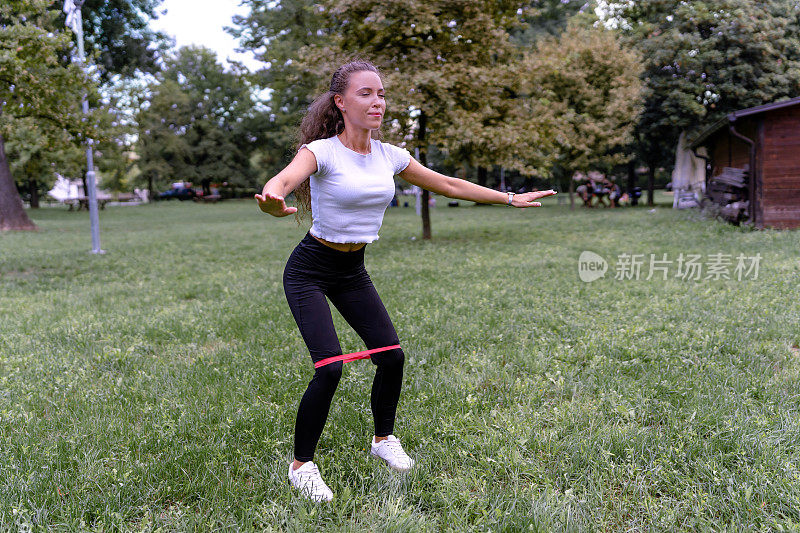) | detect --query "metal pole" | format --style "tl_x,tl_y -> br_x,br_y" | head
73,1 -> 104,254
